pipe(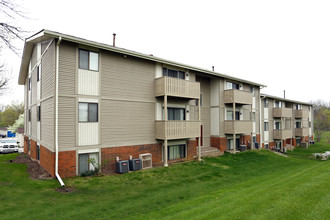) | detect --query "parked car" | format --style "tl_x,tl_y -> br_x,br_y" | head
0,138 -> 19,154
